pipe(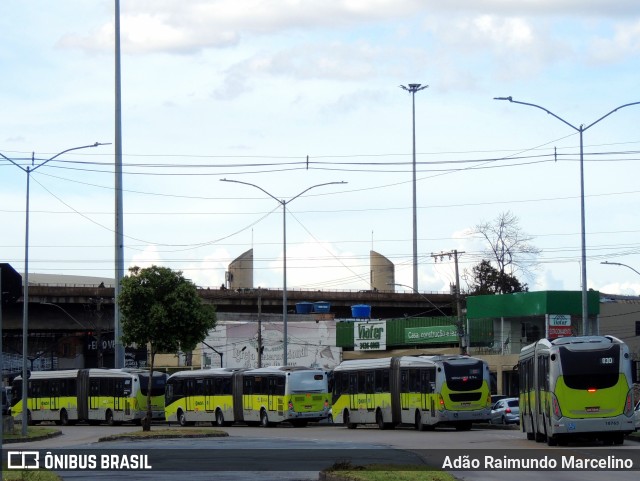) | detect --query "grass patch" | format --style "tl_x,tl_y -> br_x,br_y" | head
99,427 -> 228,441
2,466 -> 63,481
2,426 -> 60,442
324,461 -> 457,481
